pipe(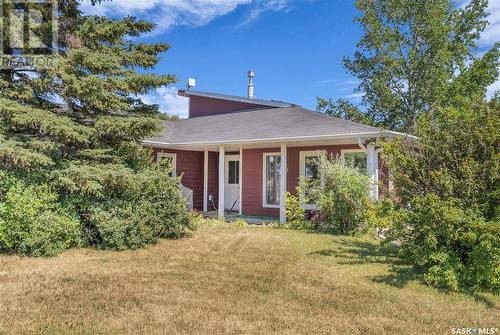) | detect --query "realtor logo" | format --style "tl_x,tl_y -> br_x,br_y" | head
0,0 -> 58,68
